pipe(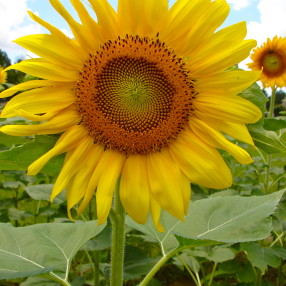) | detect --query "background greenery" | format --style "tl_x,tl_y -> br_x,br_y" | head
0,50 -> 286,286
